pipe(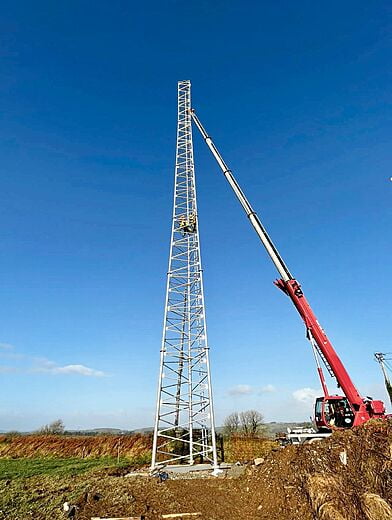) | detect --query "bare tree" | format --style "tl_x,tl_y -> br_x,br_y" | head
37,419 -> 65,435
223,412 -> 240,436
239,410 -> 264,437
224,410 -> 265,437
